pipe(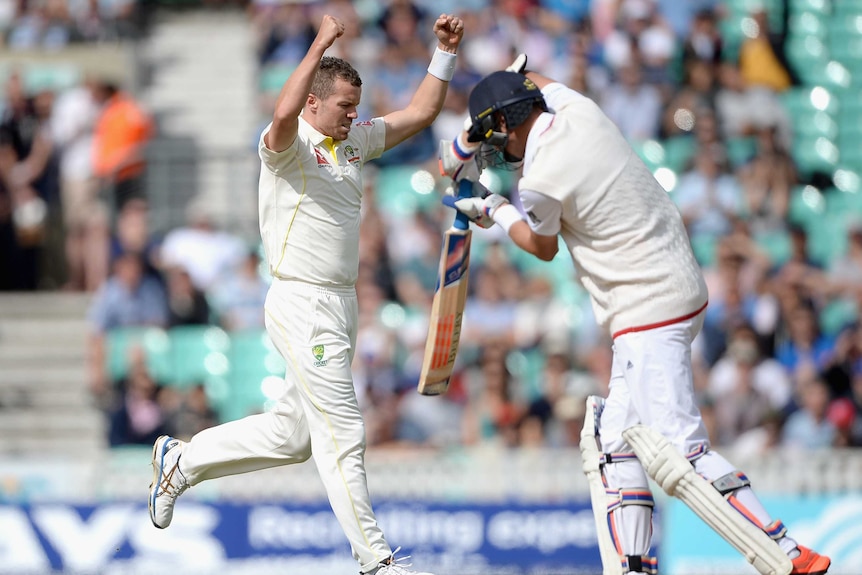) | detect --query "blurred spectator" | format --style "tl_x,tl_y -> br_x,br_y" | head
369,2 -> 437,167
827,396 -> 856,448
462,343 -> 524,446
1,73 -> 61,290
714,61 -> 791,148
826,220 -> 862,301
254,3 -> 314,66
848,363 -> 862,446
463,265 -> 517,349
164,265 -> 211,326
781,370 -> 836,450
700,229 -> 773,364
708,322 -> 792,444
737,6 -> 797,93
603,0 -> 677,88
208,249 -> 269,331
90,79 -> 154,212
661,58 -> 716,139
86,251 -> 169,396
49,76 -> 108,292
109,197 -> 161,279
673,144 -> 742,238
161,383 -> 219,441
680,7 -> 722,69
157,197 -> 247,291
600,60 -> 662,141
736,126 -> 797,233
108,345 -> 169,446
774,303 -> 836,375
729,409 -> 785,460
